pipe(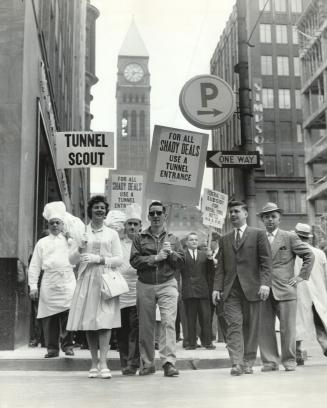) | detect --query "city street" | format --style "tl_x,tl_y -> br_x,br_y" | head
0,360 -> 326,408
